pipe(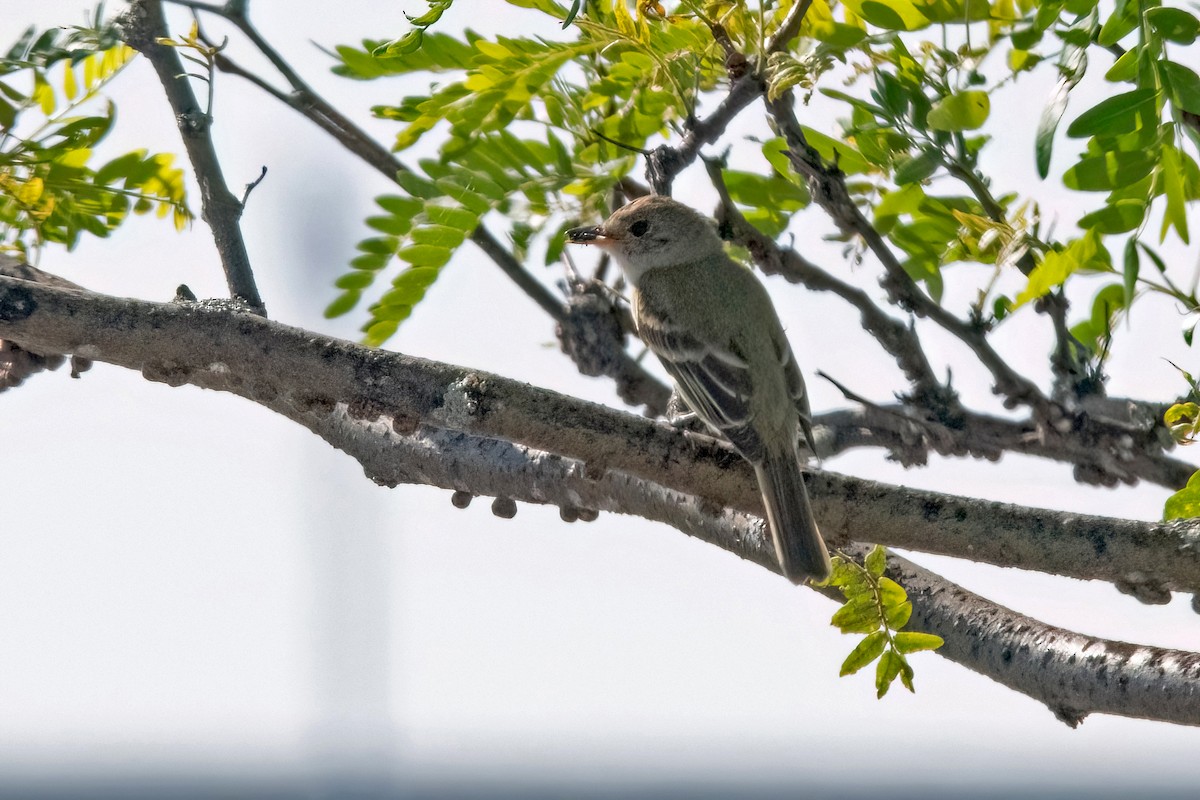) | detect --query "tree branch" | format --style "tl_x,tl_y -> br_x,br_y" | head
763,93 -> 1055,418
860,546 -> 1200,727
274,412 -> 1200,725
6,270 -> 1194,723
3,265 -> 1199,598
117,0 -> 266,315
